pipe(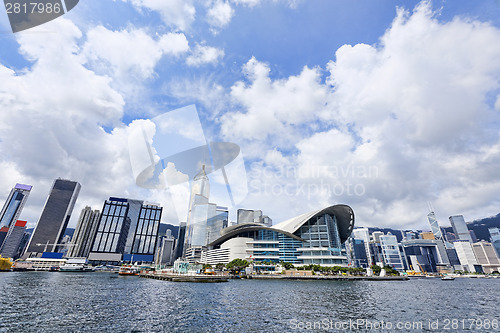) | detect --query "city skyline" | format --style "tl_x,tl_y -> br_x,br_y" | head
2,1 -> 500,230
